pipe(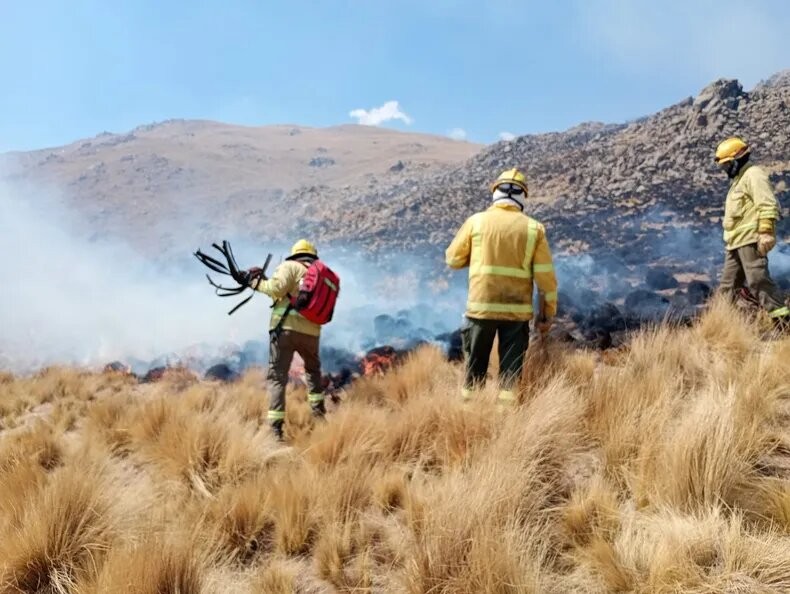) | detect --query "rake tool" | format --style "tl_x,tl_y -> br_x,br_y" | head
194,240 -> 273,315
